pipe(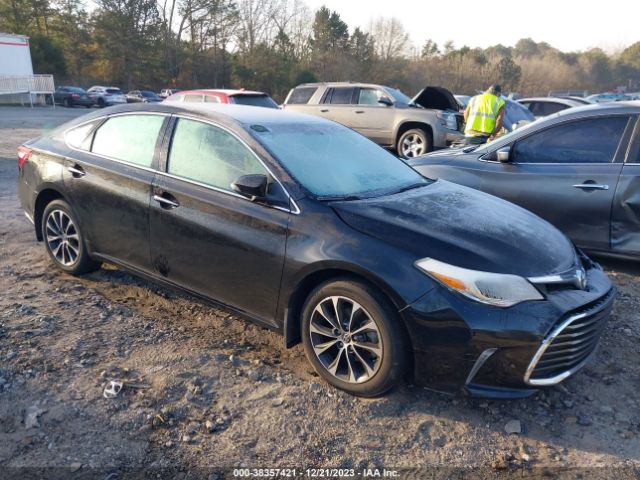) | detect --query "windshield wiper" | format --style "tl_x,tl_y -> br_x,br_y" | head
318,194 -> 362,201
391,183 -> 427,195
462,145 -> 479,153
